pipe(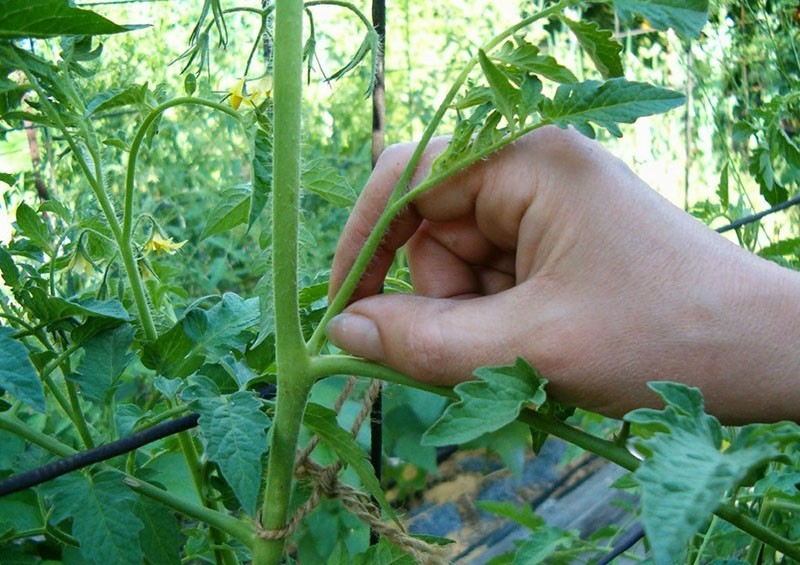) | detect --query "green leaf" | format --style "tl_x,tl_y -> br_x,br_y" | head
717,163 -> 729,209
134,497 -> 181,565
302,163 -> 357,208
0,172 -> 16,187
0,326 -> 45,412
141,322 -> 204,378
614,0 -> 710,39
492,41 -> 577,84
0,245 -> 20,289
0,490 -> 43,537
422,357 -> 547,446
201,185 -> 251,240
85,83 -> 147,117
22,290 -> 131,326
477,501 -> 545,531
44,471 -> 144,565
541,78 -> 685,138
625,382 -> 790,565
185,379 -> 270,516
303,402 -> 400,525
72,324 -> 135,402
758,237 -> 800,259
328,29 -> 379,95
562,18 -> 623,79
249,120 -> 272,229
479,49 -> 520,128
182,293 -> 259,363
0,0 -> 137,39
14,202 -> 51,255
512,526 -> 574,565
